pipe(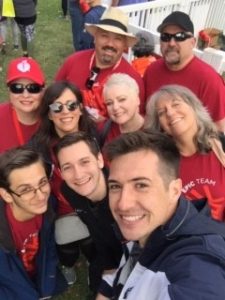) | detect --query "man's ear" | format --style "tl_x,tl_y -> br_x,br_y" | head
0,188 -> 13,203
169,178 -> 182,204
97,152 -> 104,169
